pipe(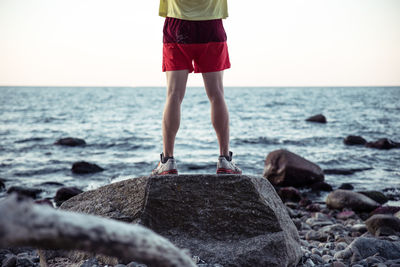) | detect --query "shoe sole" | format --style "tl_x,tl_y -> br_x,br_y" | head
217,168 -> 242,174
155,169 -> 178,175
